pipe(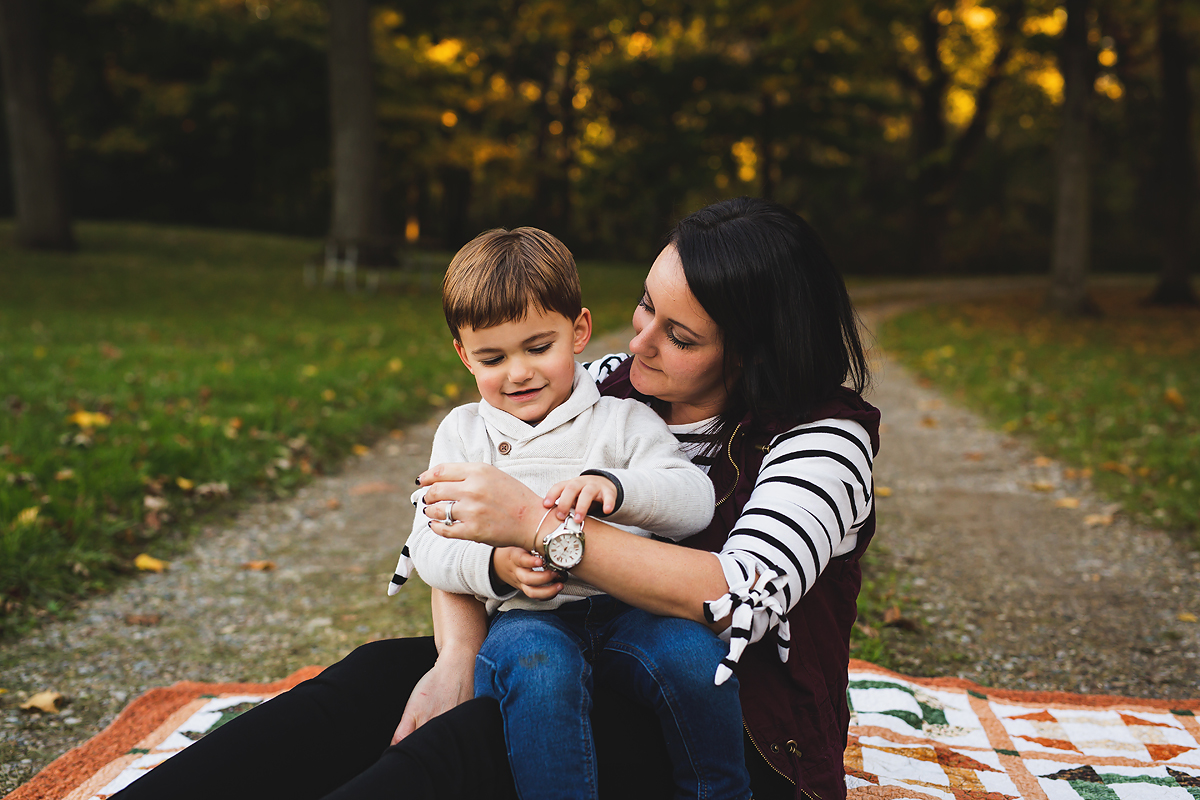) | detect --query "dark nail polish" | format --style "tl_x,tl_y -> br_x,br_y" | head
414,476 -> 421,485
